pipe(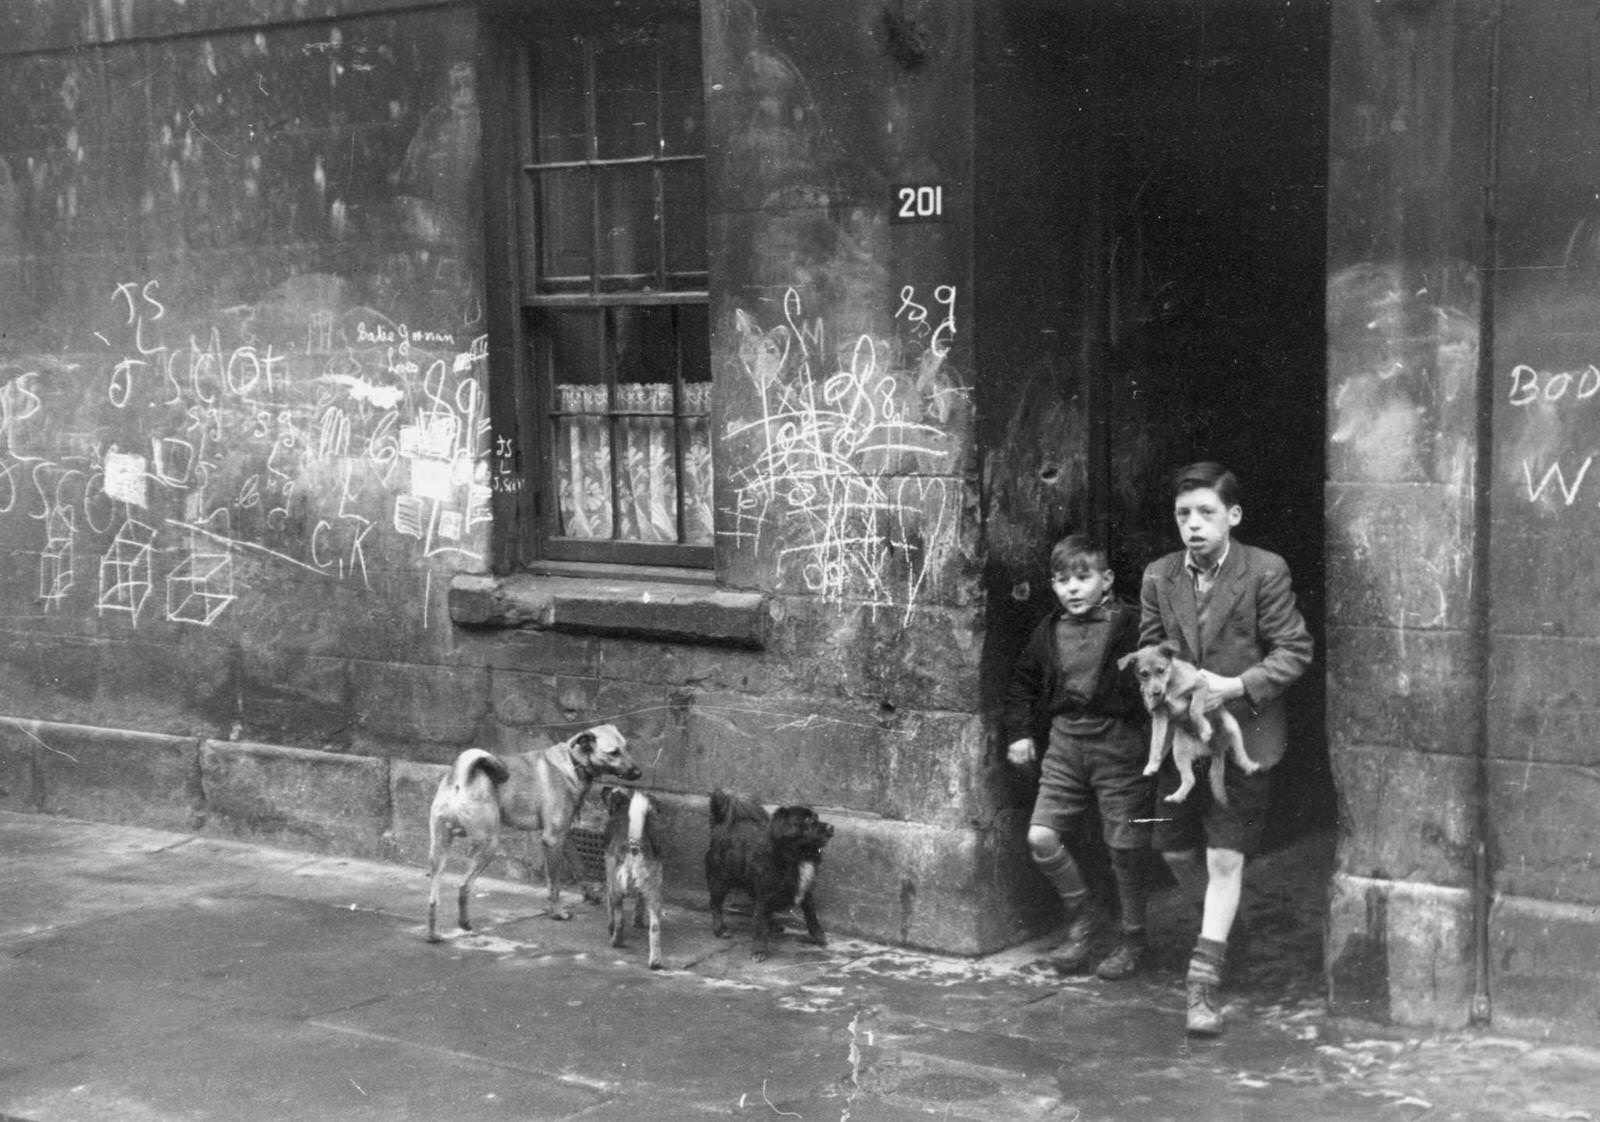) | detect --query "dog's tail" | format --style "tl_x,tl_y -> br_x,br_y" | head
709,787 -> 767,828
452,749 -> 511,790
